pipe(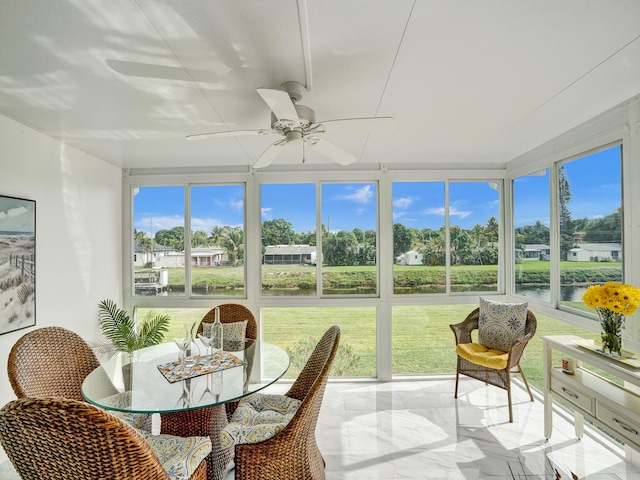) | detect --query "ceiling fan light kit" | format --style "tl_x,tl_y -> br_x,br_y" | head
187,81 -> 395,169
